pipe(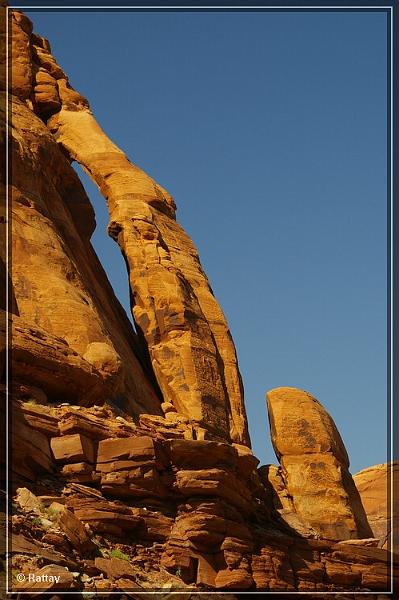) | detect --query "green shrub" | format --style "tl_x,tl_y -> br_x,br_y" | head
46,507 -> 60,520
109,549 -> 129,561
24,399 -> 38,406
